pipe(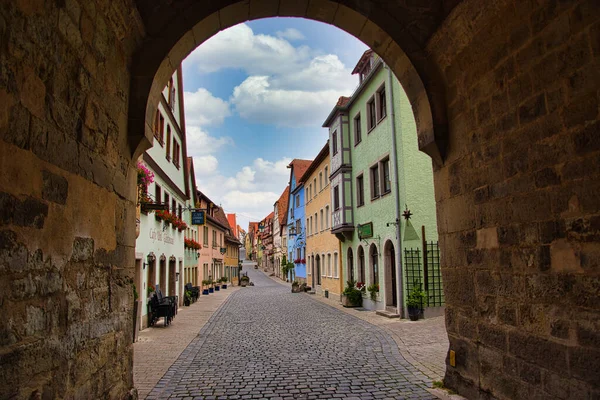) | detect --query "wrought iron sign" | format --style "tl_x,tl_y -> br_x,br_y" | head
357,222 -> 373,239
